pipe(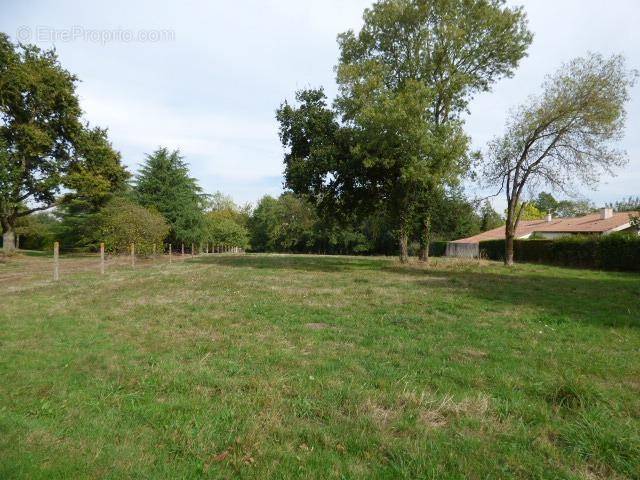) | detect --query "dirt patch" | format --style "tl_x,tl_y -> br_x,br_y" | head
455,348 -> 489,363
362,399 -> 398,428
305,322 -> 329,330
399,390 -> 492,429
